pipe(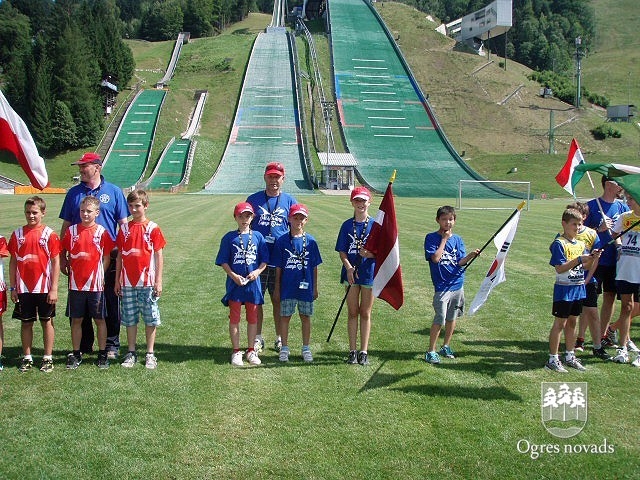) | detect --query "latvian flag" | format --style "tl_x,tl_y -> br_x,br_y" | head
555,138 -> 584,196
364,181 -> 404,310
0,89 -> 48,190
